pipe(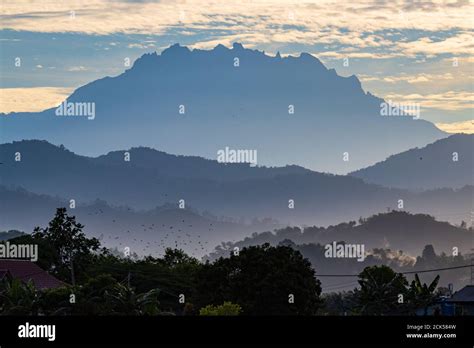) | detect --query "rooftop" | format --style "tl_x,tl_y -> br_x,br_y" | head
448,285 -> 474,303
0,259 -> 64,290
